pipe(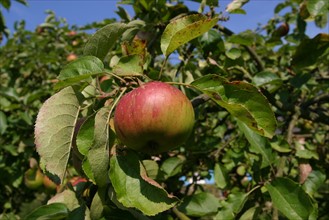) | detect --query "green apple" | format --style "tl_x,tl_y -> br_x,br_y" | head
24,168 -> 44,190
